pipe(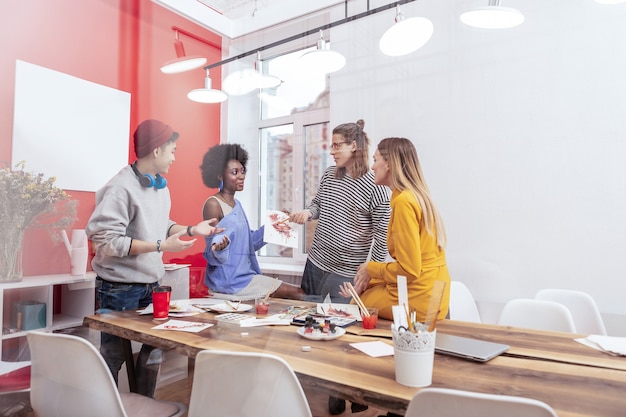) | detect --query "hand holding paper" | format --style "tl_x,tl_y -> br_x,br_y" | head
264,209 -> 298,248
